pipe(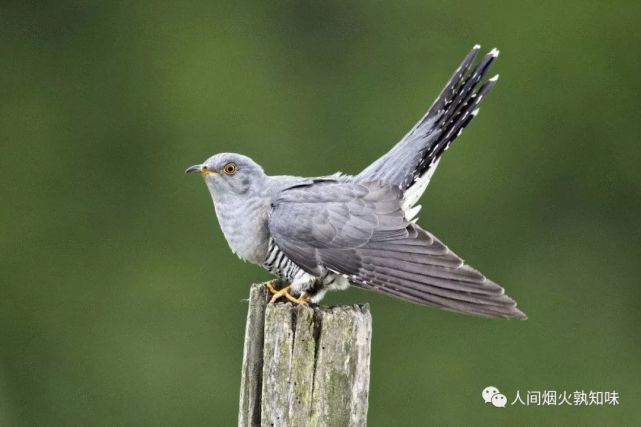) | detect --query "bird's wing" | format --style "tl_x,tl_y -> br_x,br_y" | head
357,45 -> 499,215
269,181 -> 525,319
